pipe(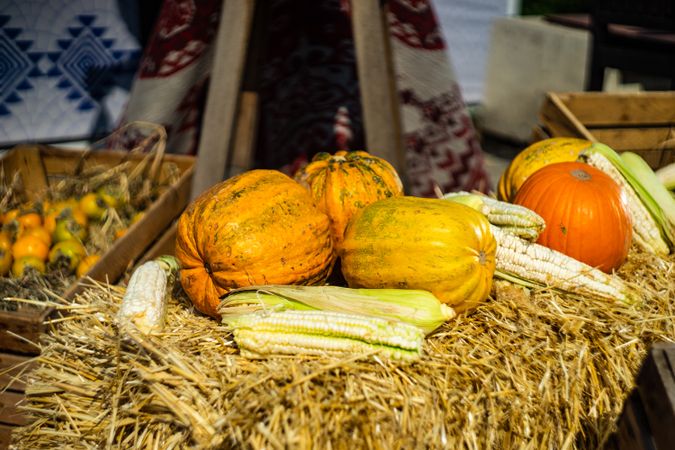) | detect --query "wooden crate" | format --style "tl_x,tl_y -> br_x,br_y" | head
604,342 -> 675,450
539,91 -> 675,169
0,145 -> 192,447
0,144 -> 194,355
